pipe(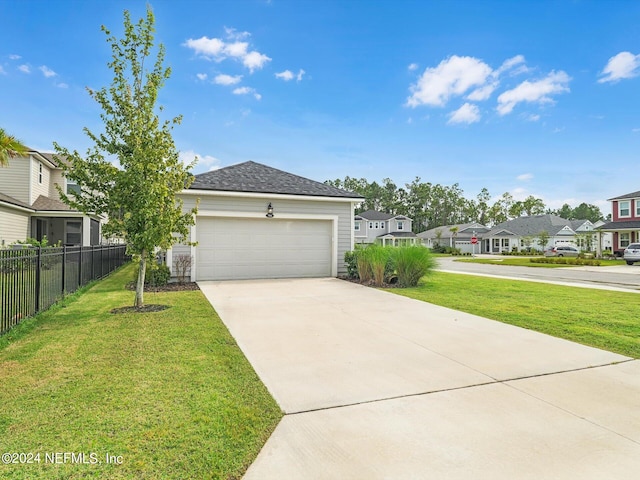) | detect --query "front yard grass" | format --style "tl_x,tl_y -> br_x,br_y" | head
388,271 -> 640,358
0,263 -> 282,480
